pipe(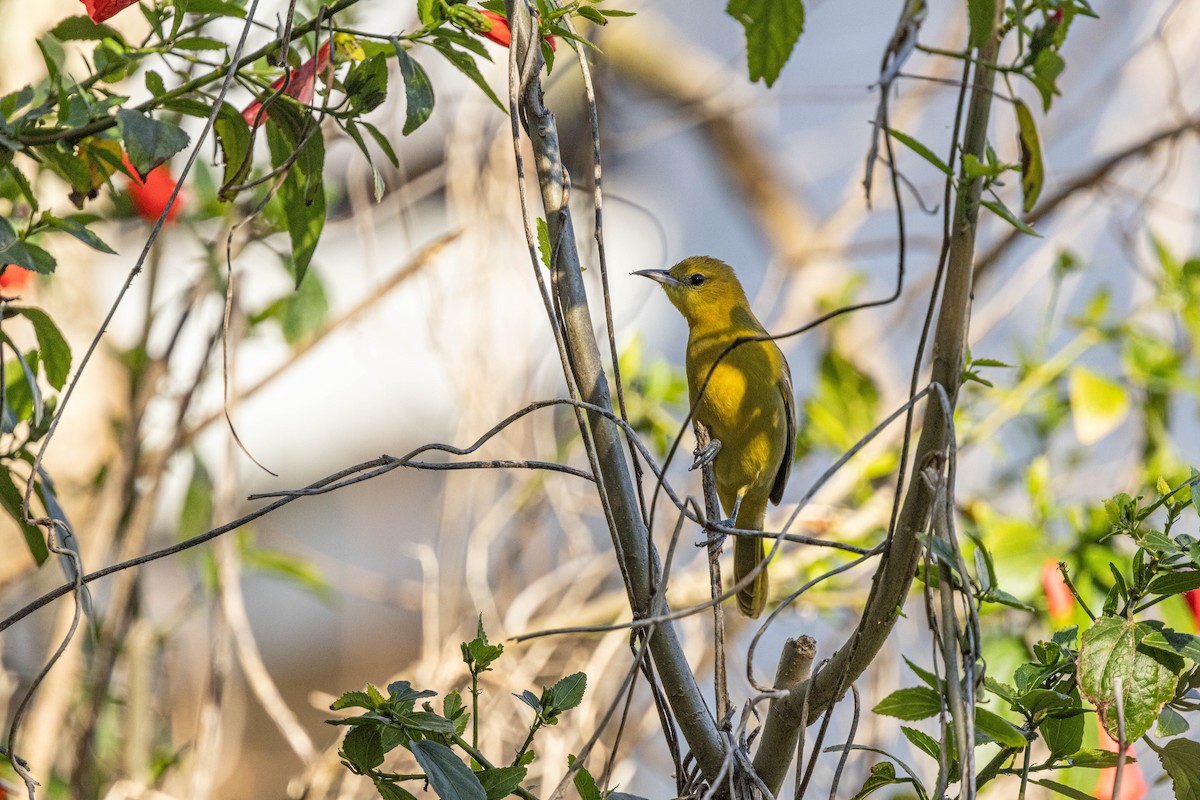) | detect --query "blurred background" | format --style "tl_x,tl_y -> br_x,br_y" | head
1,0 -> 1199,797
